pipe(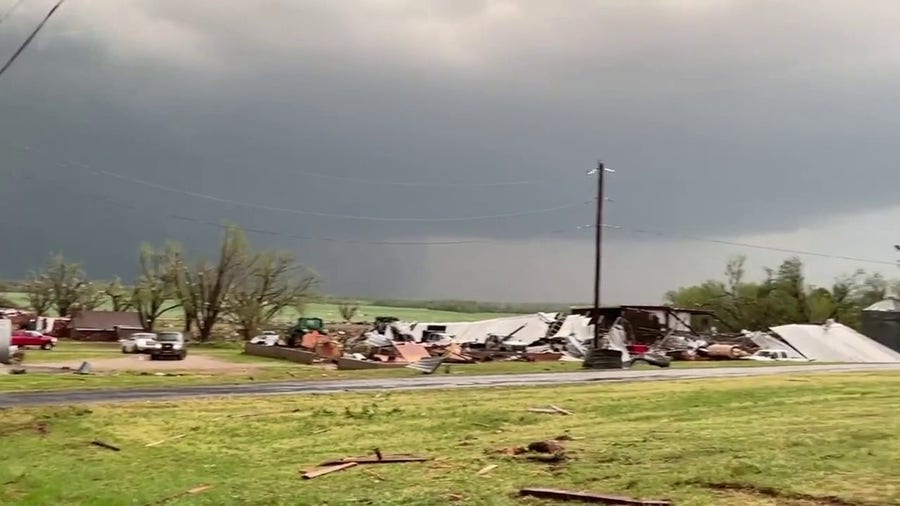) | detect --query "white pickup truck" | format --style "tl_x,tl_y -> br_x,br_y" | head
744,349 -> 810,362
